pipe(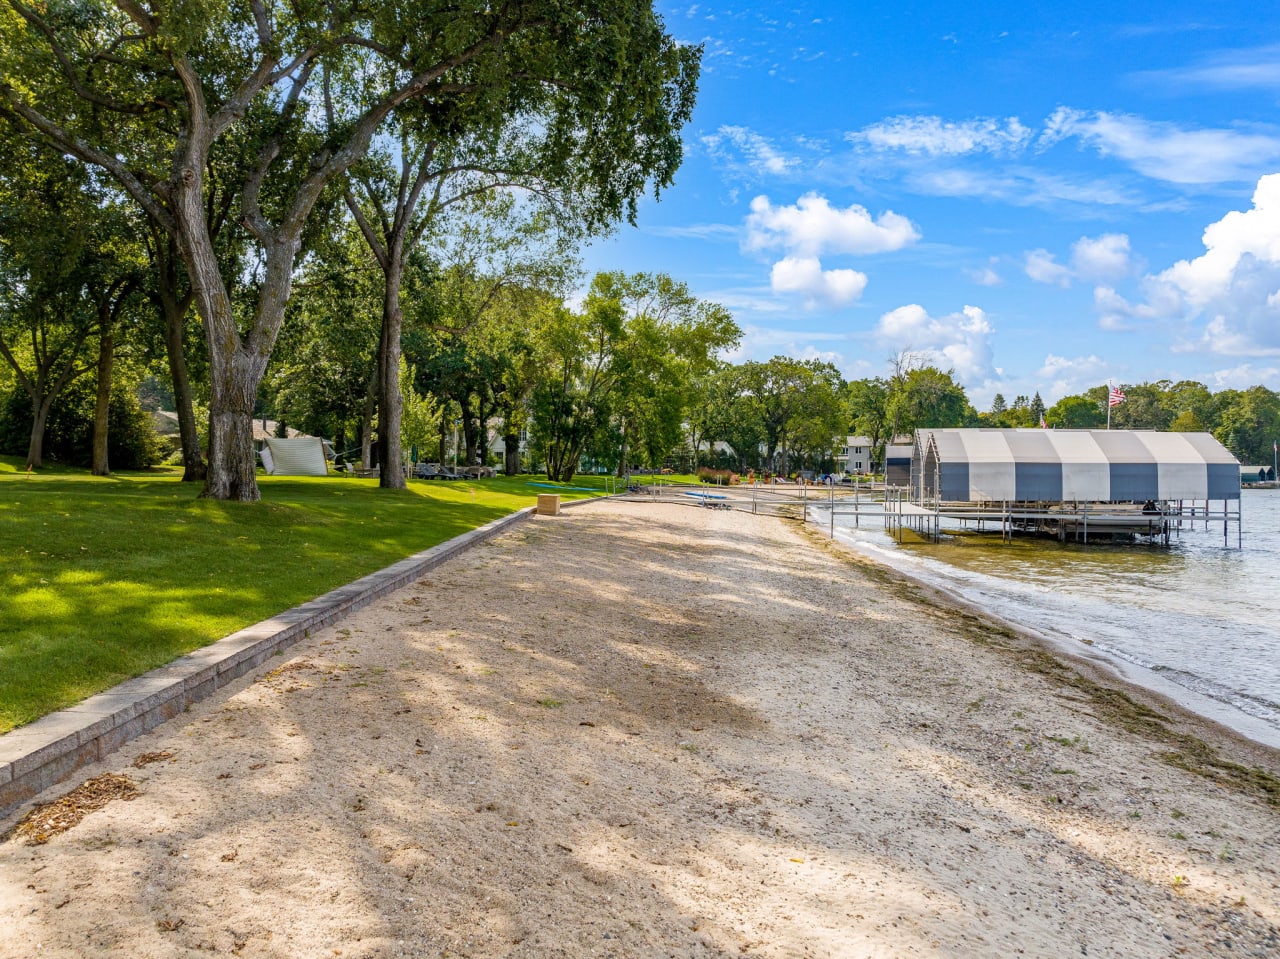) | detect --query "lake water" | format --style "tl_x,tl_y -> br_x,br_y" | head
822,489 -> 1280,750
